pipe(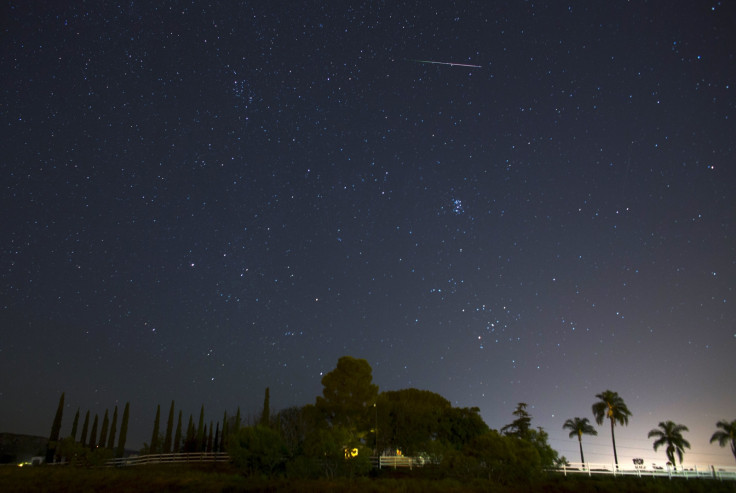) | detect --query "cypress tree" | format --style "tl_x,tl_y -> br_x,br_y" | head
98,409 -> 110,448
234,407 -> 241,434
196,405 -> 205,452
80,410 -> 90,446
213,422 -> 220,453
184,414 -> 195,452
70,408 -> 80,440
163,400 -> 174,453
116,402 -> 130,458
149,404 -> 161,454
260,387 -> 270,426
201,424 -> 208,452
107,406 -> 118,449
88,414 -> 99,451
46,392 -> 65,463
173,410 -> 183,452
221,412 -> 229,452
207,421 -> 213,452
